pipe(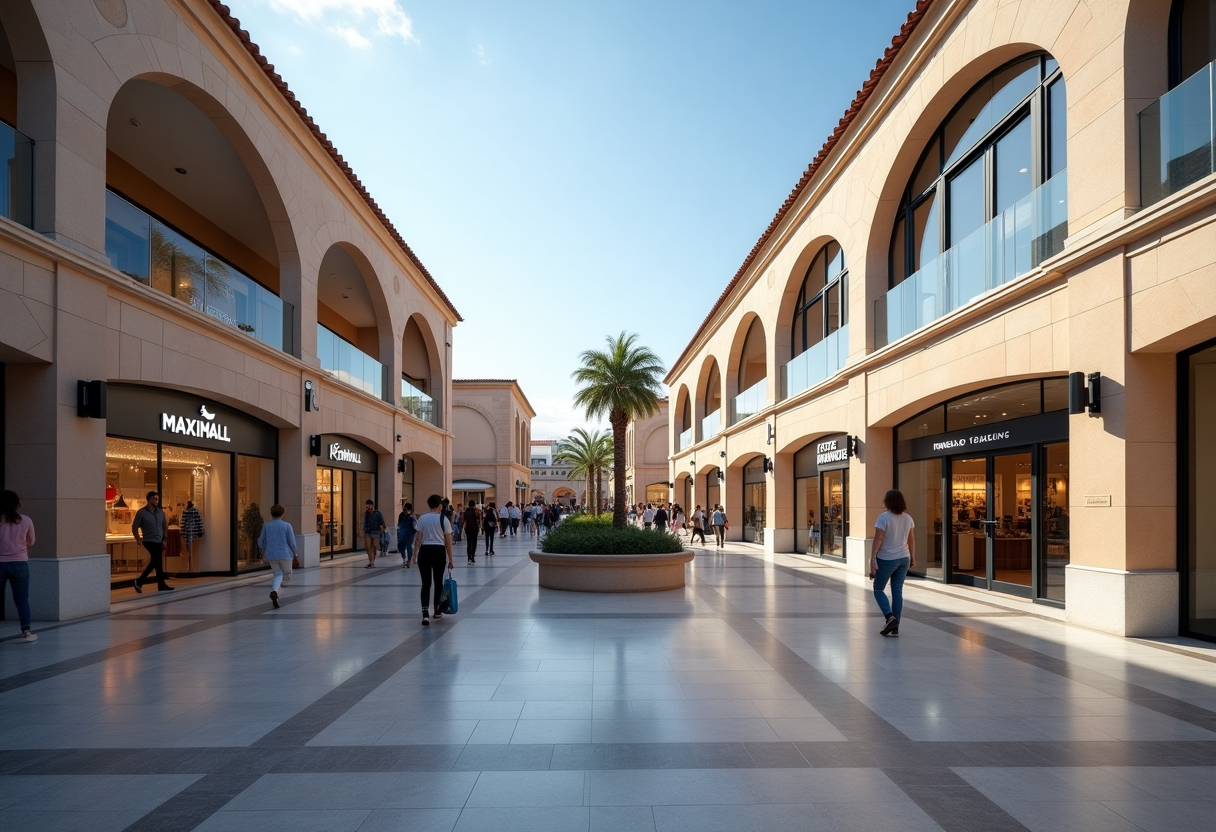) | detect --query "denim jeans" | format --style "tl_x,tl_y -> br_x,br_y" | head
269,559 -> 292,592
872,556 -> 910,620
1,561 -> 32,631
